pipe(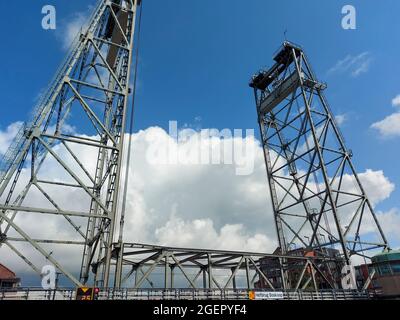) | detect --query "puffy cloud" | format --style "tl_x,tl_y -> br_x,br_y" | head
374,208 -> 400,244
392,95 -> 400,107
371,112 -> 400,138
318,170 -> 395,245
371,94 -> 400,138
354,208 -> 400,250
56,7 -> 92,50
356,169 -> 395,206
0,123 -> 398,278
0,125 -> 275,274
335,114 -> 348,126
0,122 -> 24,154
155,217 -> 276,253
